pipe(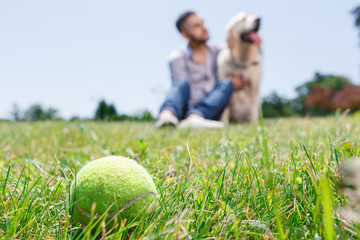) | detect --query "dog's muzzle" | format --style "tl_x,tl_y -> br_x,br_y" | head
240,18 -> 261,44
